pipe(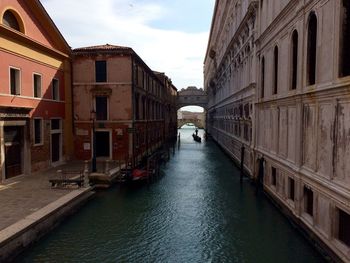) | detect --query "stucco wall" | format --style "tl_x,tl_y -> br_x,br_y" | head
0,0 -> 72,176
0,0 -> 67,51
